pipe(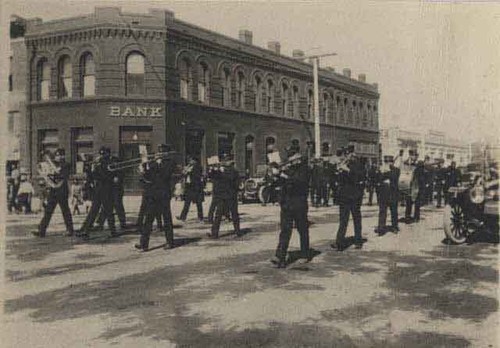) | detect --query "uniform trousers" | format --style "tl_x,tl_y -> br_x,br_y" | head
97,188 -> 126,227
39,189 -> 74,236
276,201 -> 310,261
140,192 -> 174,248
405,194 -> 422,221
81,187 -> 115,233
435,184 -> 444,207
211,197 -> 240,237
336,199 -> 363,246
378,199 -> 399,228
137,193 -> 162,228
